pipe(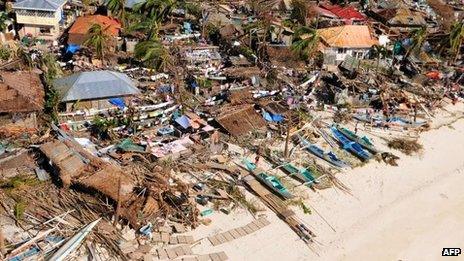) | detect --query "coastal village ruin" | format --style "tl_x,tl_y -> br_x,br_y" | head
0,0 -> 463,260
